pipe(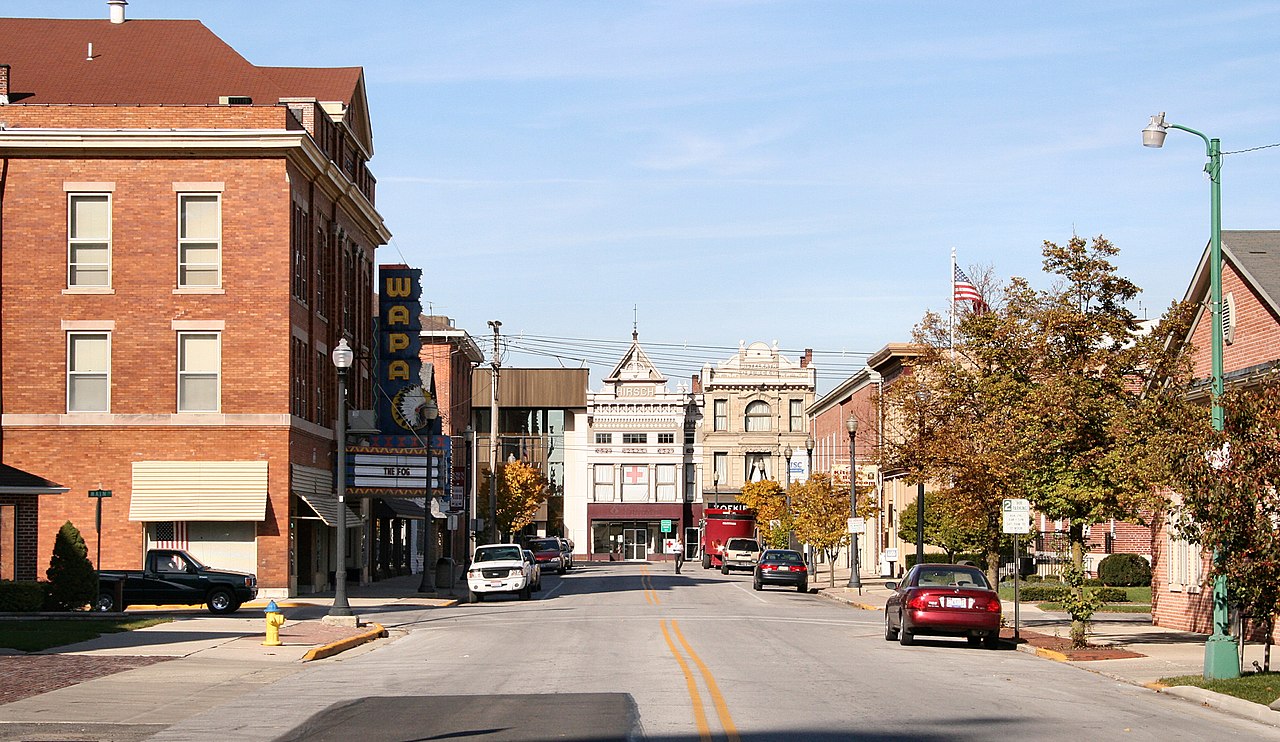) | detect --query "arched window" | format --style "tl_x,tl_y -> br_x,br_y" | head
744,400 -> 771,432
